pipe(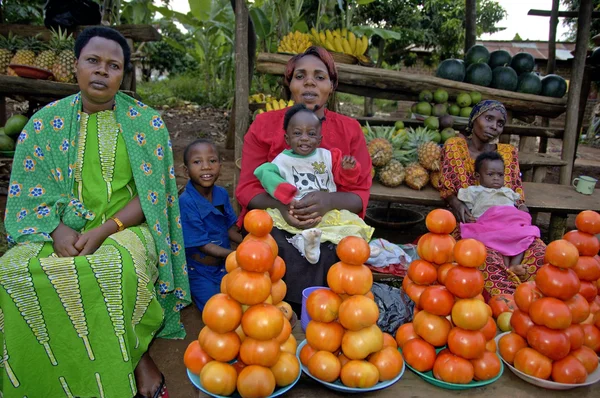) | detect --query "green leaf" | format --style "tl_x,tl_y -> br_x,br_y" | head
292,20 -> 309,33
356,0 -> 375,4
189,0 -> 213,22
249,7 -> 272,41
353,26 -> 402,41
